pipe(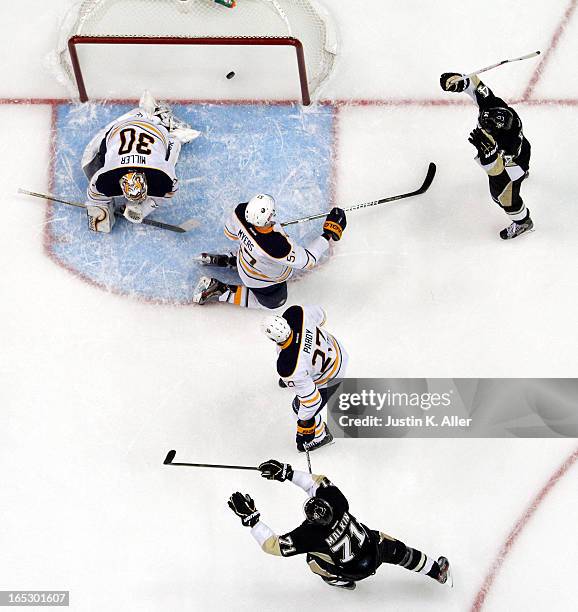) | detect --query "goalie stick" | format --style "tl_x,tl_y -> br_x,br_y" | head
280,162 -> 437,227
163,449 -> 260,471
17,188 -> 200,233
